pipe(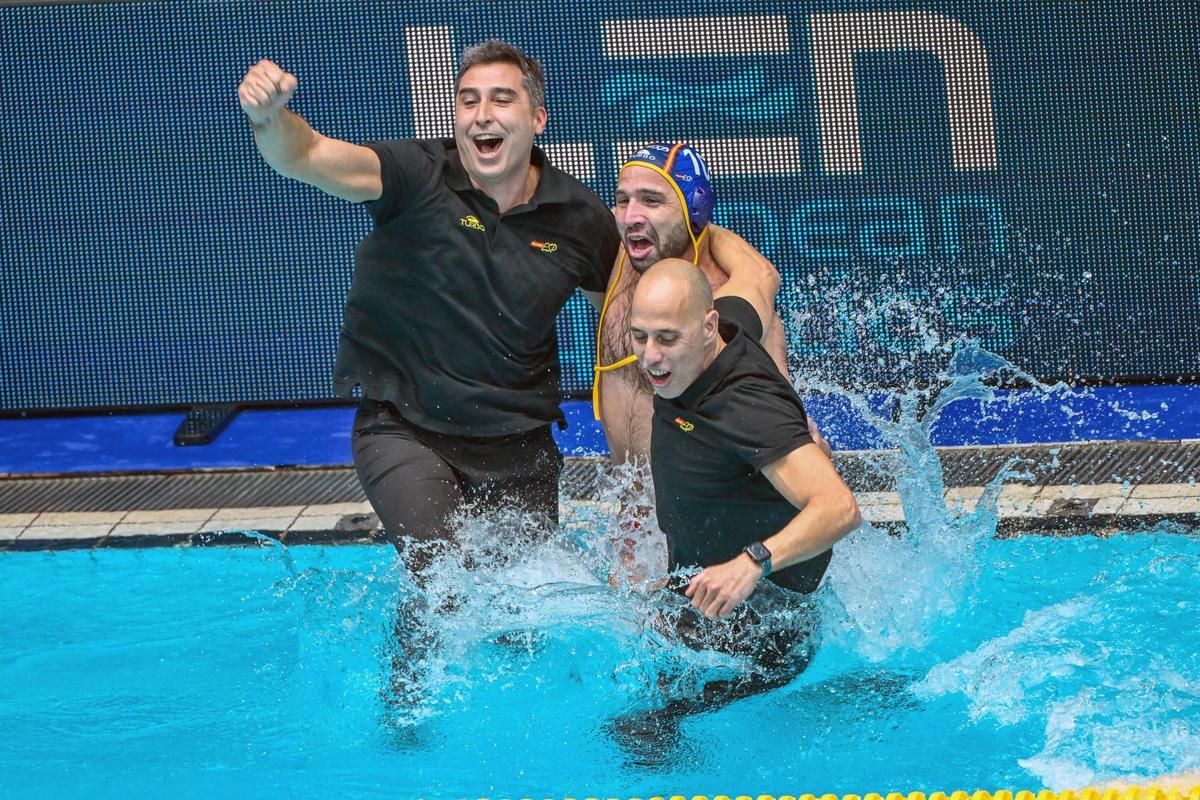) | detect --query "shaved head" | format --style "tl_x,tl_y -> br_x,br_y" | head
632,258 -> 714,323
628,258 -> 723,399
